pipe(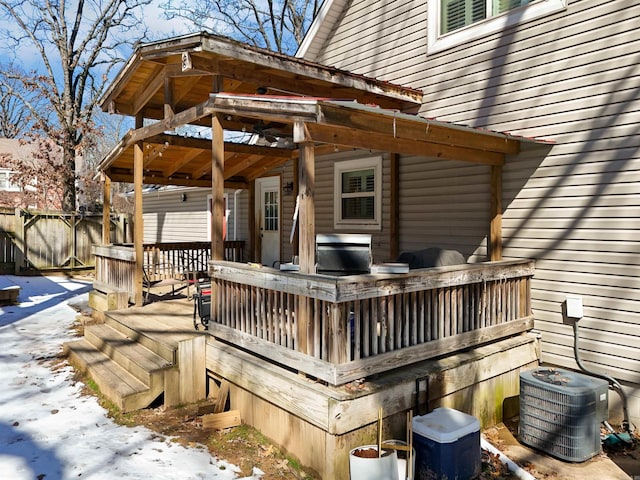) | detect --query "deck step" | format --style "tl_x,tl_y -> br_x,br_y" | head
103,311 -> 178,364
83,323 -> 173,384
65,338 -> 166,412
